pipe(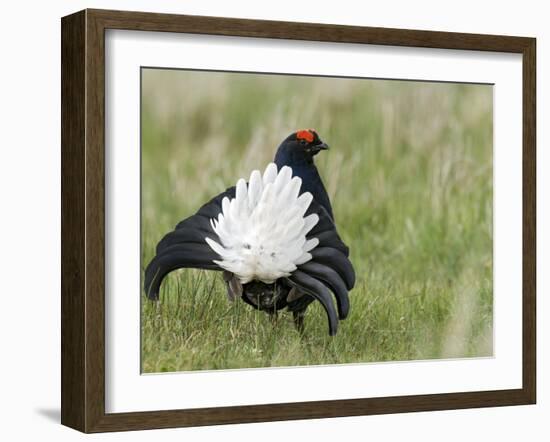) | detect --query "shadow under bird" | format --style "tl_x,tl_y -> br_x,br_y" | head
144,129 -> 355,335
